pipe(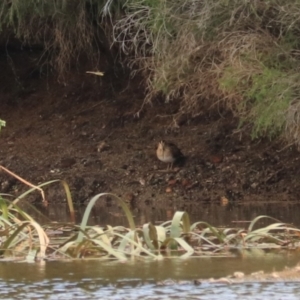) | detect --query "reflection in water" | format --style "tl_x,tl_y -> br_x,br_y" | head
2,280 -> 300,300
28,201 -> 300,228
0,252 -> 299,282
